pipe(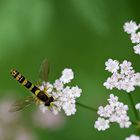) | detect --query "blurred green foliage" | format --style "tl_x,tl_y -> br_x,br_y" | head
0,0 -> 140,139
